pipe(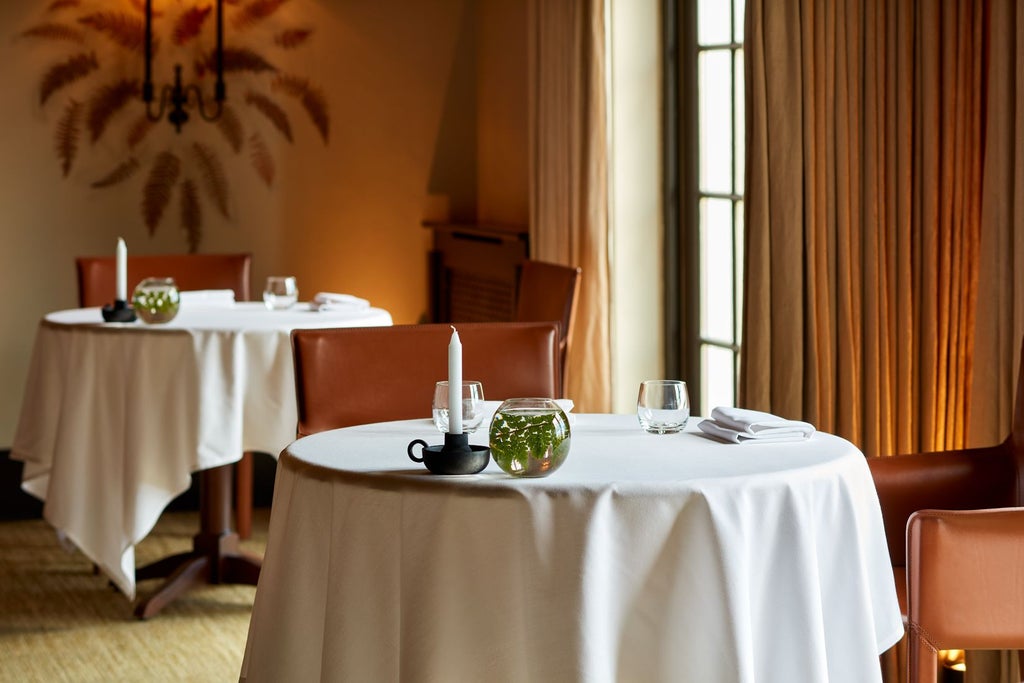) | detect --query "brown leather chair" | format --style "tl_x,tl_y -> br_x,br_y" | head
75,252 -> 258,539
868,338 -> 1024,677
76,253 -> 252,307
513,260 -> 581,388
292,322 -> 561,437
906,508 -> 1024,682
868,338 -> 1024,615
